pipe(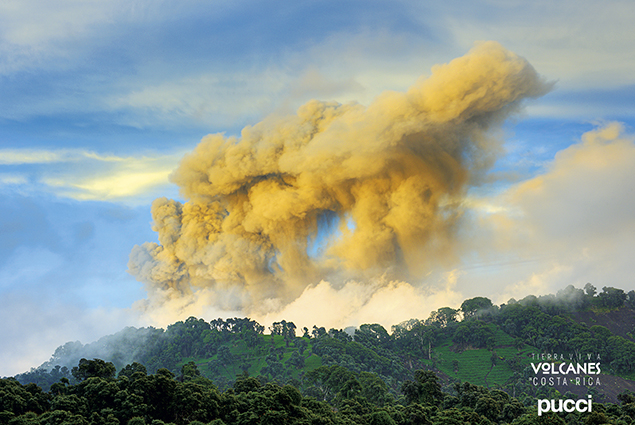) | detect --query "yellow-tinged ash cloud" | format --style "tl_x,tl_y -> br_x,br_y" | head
128,41 -> 552,321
